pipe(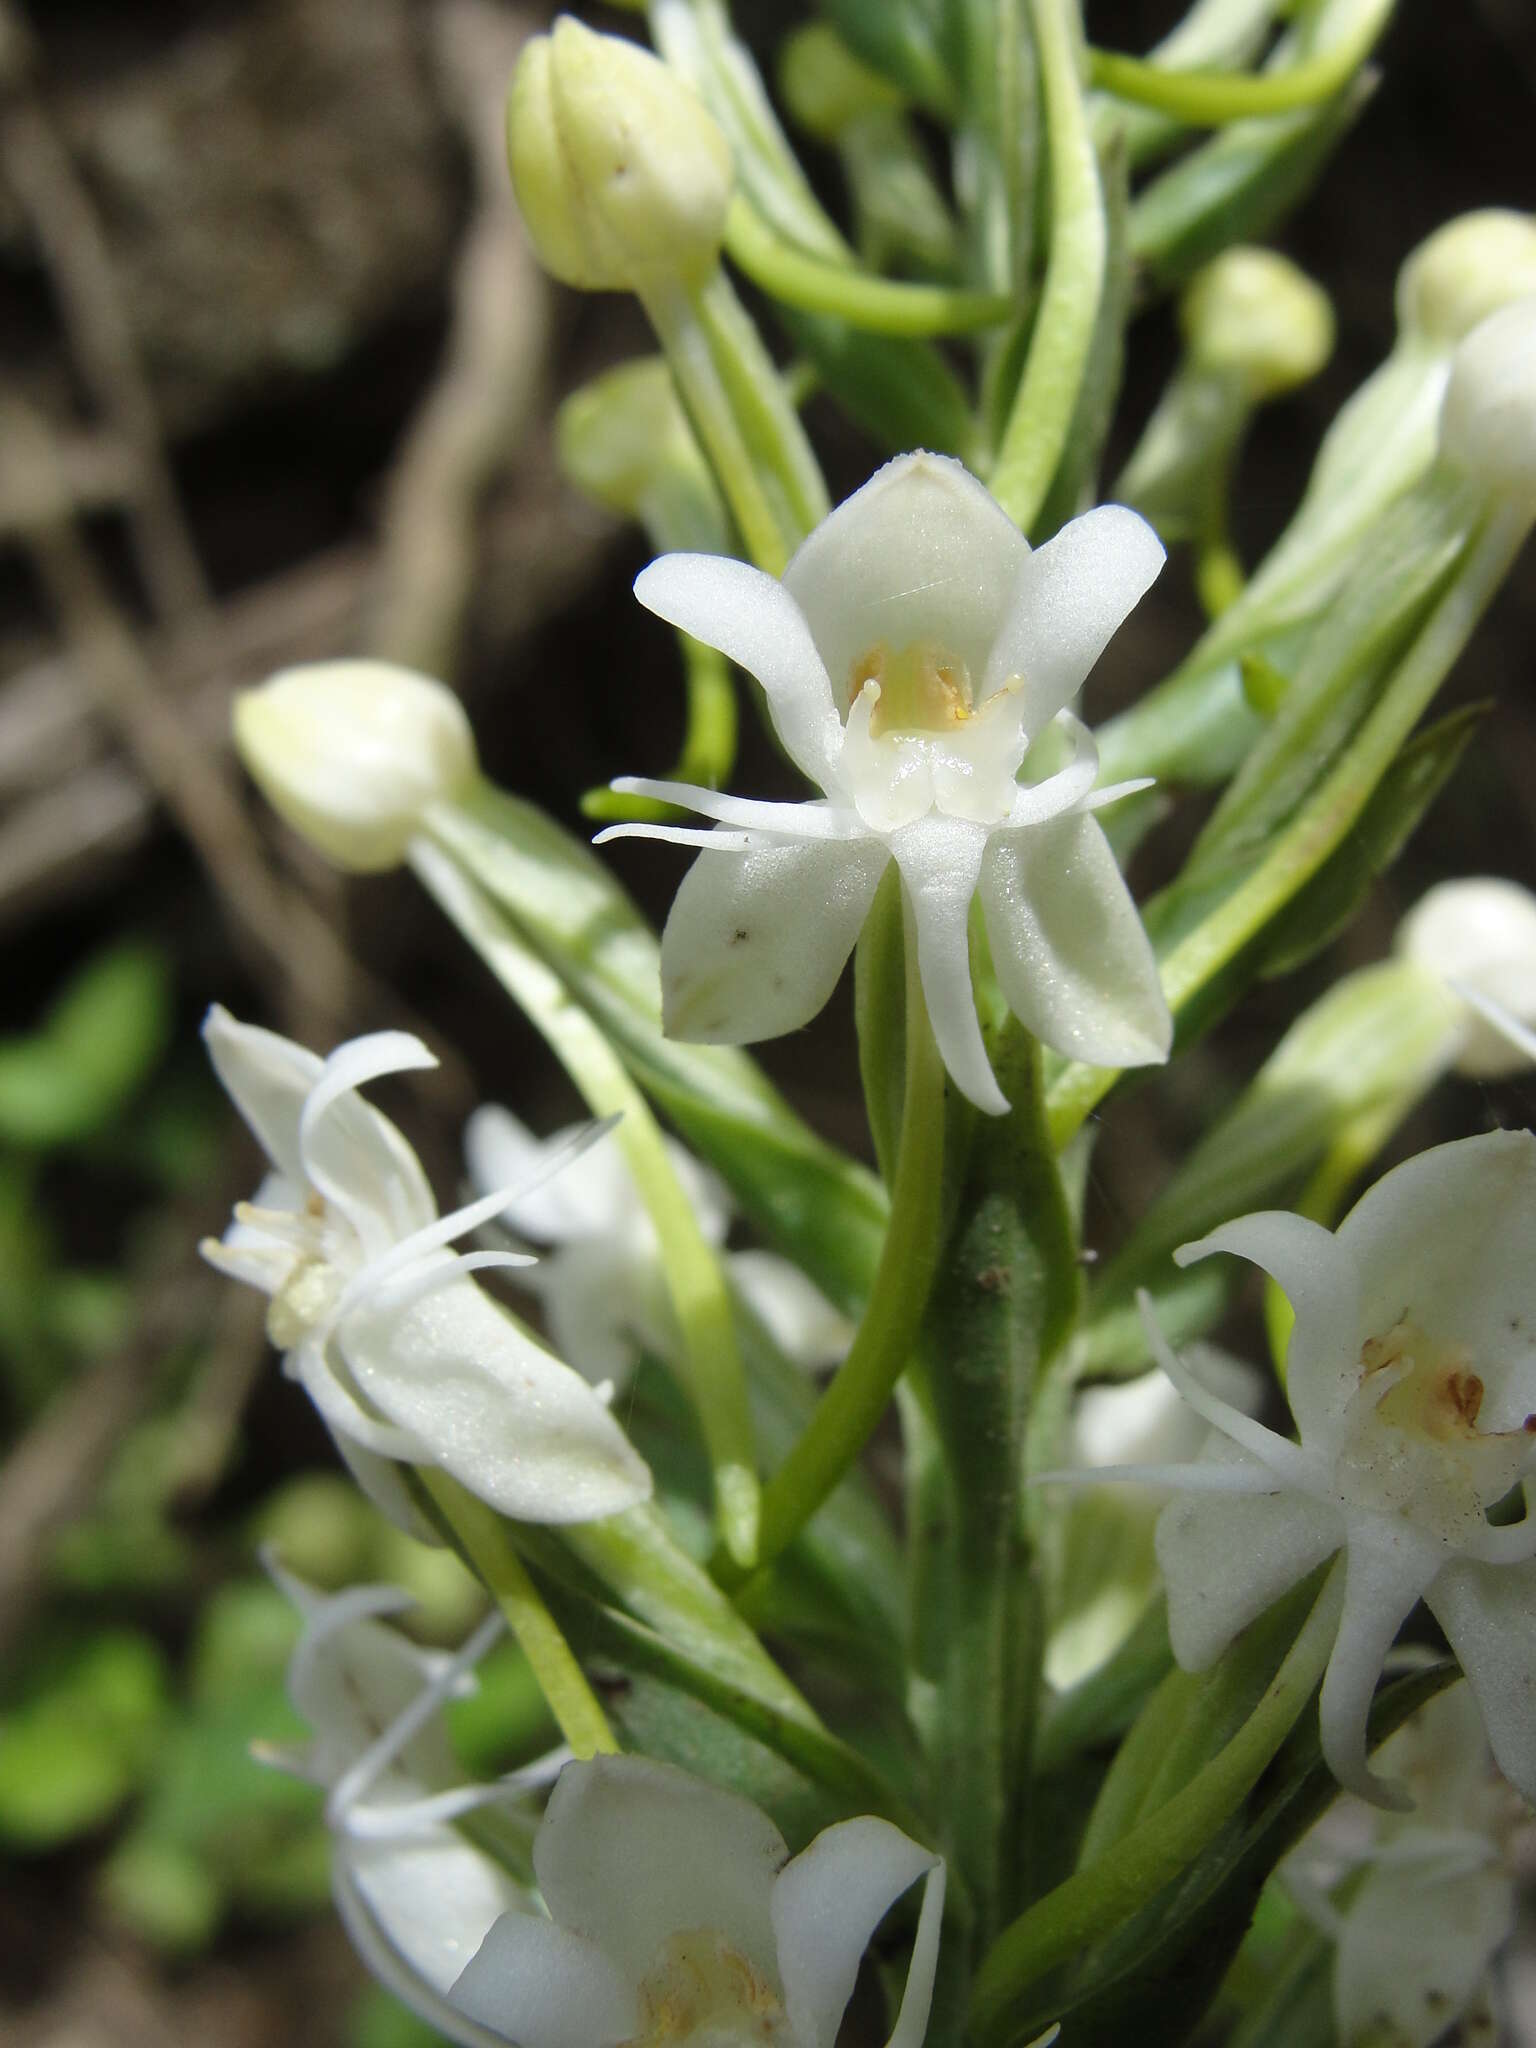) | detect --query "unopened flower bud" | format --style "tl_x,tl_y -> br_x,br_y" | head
1396,876 -> 1536,1076
1180,248 -> 1334,402
234,660 -> 477,872
1437,296 -> 1536,502
506,17 -> 733,294
556,357 -> 727,557
1395,209 -> 1536,347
